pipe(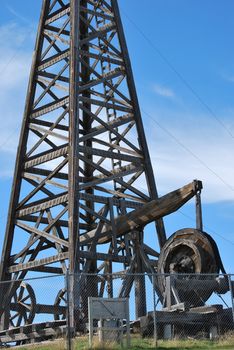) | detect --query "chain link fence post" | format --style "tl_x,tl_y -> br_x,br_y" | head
228,274 -> 234,325
152,273 -> 158,348
66,270 -> 72,350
